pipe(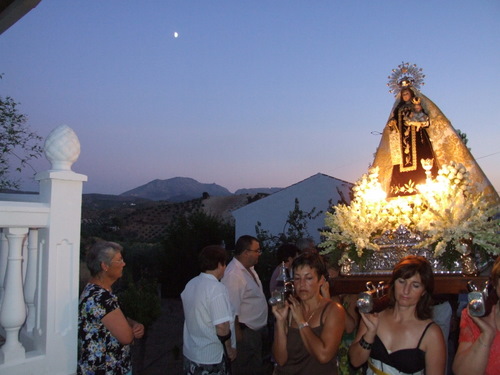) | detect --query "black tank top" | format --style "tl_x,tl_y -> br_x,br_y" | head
370,322 -> 434,373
